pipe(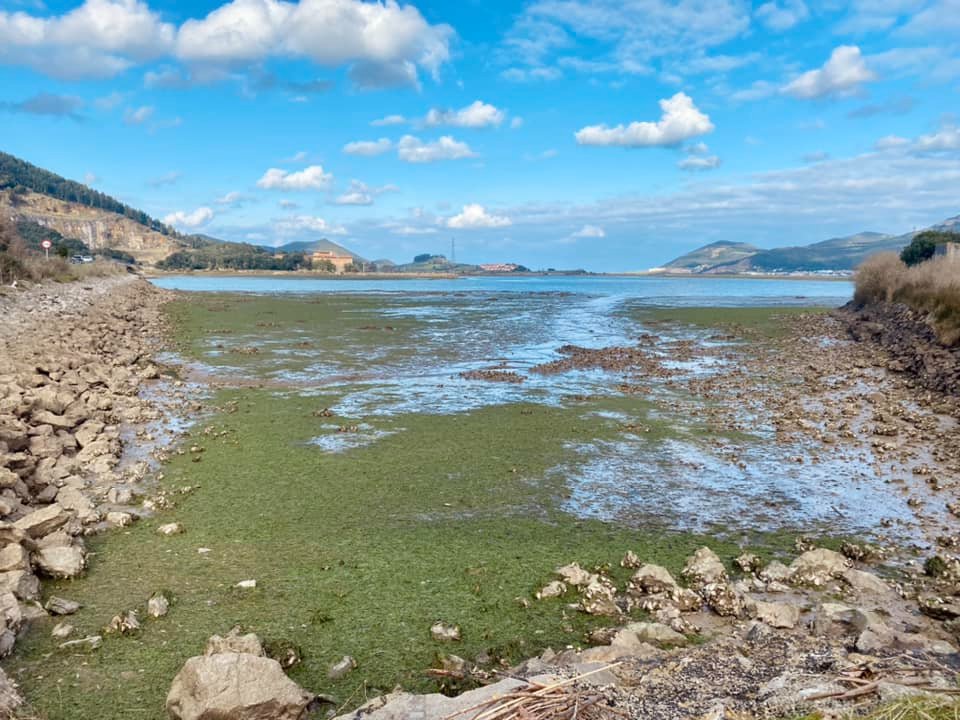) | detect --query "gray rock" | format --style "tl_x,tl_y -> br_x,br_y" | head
51,622 -> 74,640
148,593 -> 170,619
166,652 -> 314,720
205,629 -> 264,656
682,547 -> 727,587
0,544 -> 28,573
328,655 -> 357,680
0,570 -> 39,600
841,569 -> 890,594
59,635 -> 102,651
790,549 -> 850,587
754,601 -> 801,629
13,503 -> 70,538
45,596 -> 81,615
33,544 -> 86,578
624,621 -> 688,646
629,564 -> 680,594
